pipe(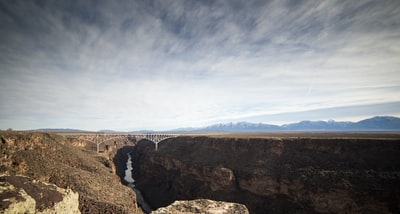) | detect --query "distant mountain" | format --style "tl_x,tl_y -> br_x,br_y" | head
201,122 -> 281,132
35,128 -> 88,132
133,130 -> 156,133
98,129 -> 117,133
171,122 -> 281,132
172,116 -> 400,132
282,120 -> 353,131
351,116 -> 400,130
